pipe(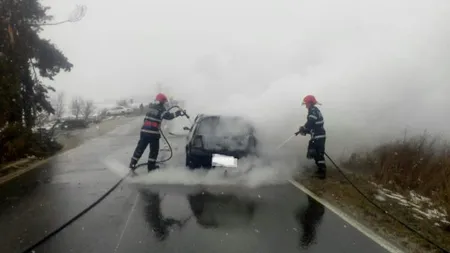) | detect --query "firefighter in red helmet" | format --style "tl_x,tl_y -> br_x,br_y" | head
296,95 -> 327,179
129,93 -> 186,172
